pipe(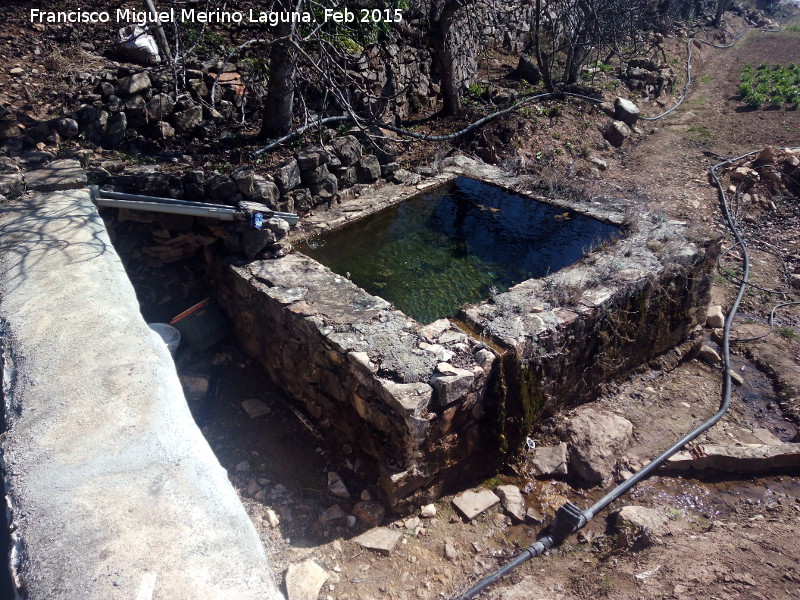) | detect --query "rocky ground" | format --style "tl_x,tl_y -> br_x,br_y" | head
1,2 -> 800,600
